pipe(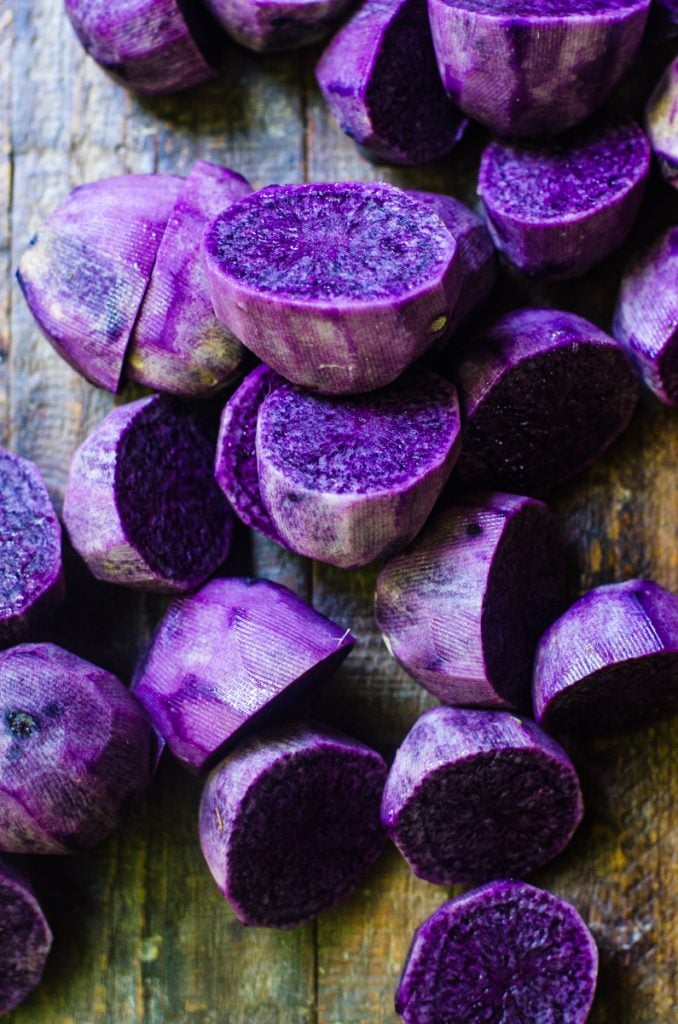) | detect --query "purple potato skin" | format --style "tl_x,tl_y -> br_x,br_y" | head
448,308 -> 639,494
0,450 -> 64,648
0,643 -> 158,854
315,0 -> 467,166
16,174 -> 183,392
203,181 -> 461,395
204,0 -> 353,51
533,579 -> 678,735
256,369 -> 462,569
198,721 -> 387,927
127,162 -> 252,398
64,0 -> 222,95
646,58 -> 678,188
428,0 -> 651,137
215,365 -> 287,543
396,880 -> 598,1024
375,492 -> 565,707
0,858 -> 52,1015
133,578 -> 355,773
63,396 -> 233,592
478,116 -> 650,281
382,706 -> 583,884
613,226 -> 678,406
